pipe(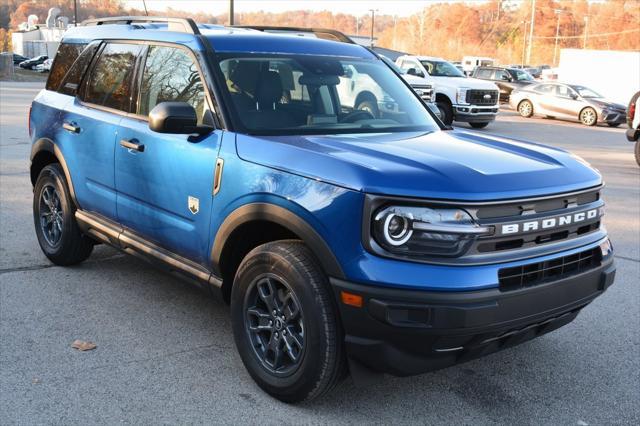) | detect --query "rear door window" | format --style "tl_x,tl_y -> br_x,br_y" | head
46,43 -> 86,91
137,45 -> 206,122
58,42 -> 100,96
475,68 -> 493,79
82,43 -> 142,112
